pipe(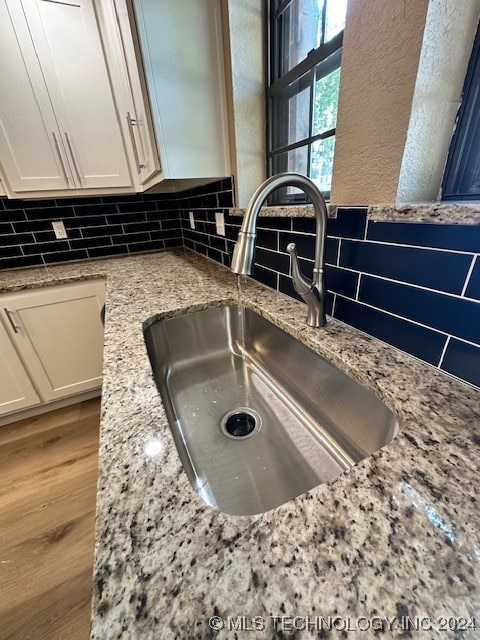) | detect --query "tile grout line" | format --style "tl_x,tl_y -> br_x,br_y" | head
355,273 -> 362,301
442,333 -> 480,350
331,292 -> 337,316
461,254 -> 477,296
438,335 -> 451,368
